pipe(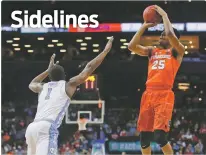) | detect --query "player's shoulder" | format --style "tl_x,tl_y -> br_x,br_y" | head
58,80 -> 70,97
58,80 -> 67,88
47,80 -> 66,86
41,82 -> 48,88
43,81 -> 66,91
148,47 -> 157,58
58,80 -> 66,83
